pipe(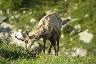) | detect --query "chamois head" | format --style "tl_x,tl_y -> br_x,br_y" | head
15,31 -> 30,43
15,31 -> 36,49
